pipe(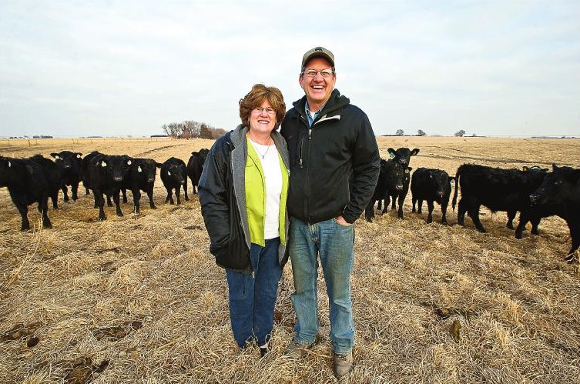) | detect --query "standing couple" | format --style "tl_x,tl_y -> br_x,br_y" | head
198,47 -> 380,379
